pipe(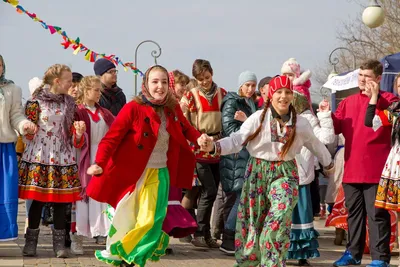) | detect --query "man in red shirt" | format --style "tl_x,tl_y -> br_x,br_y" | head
331,60 -> 398,267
